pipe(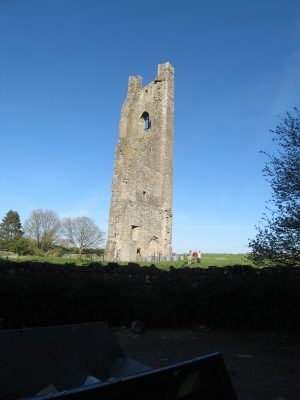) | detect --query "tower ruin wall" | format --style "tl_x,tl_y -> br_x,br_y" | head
105,62 -> 174,262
